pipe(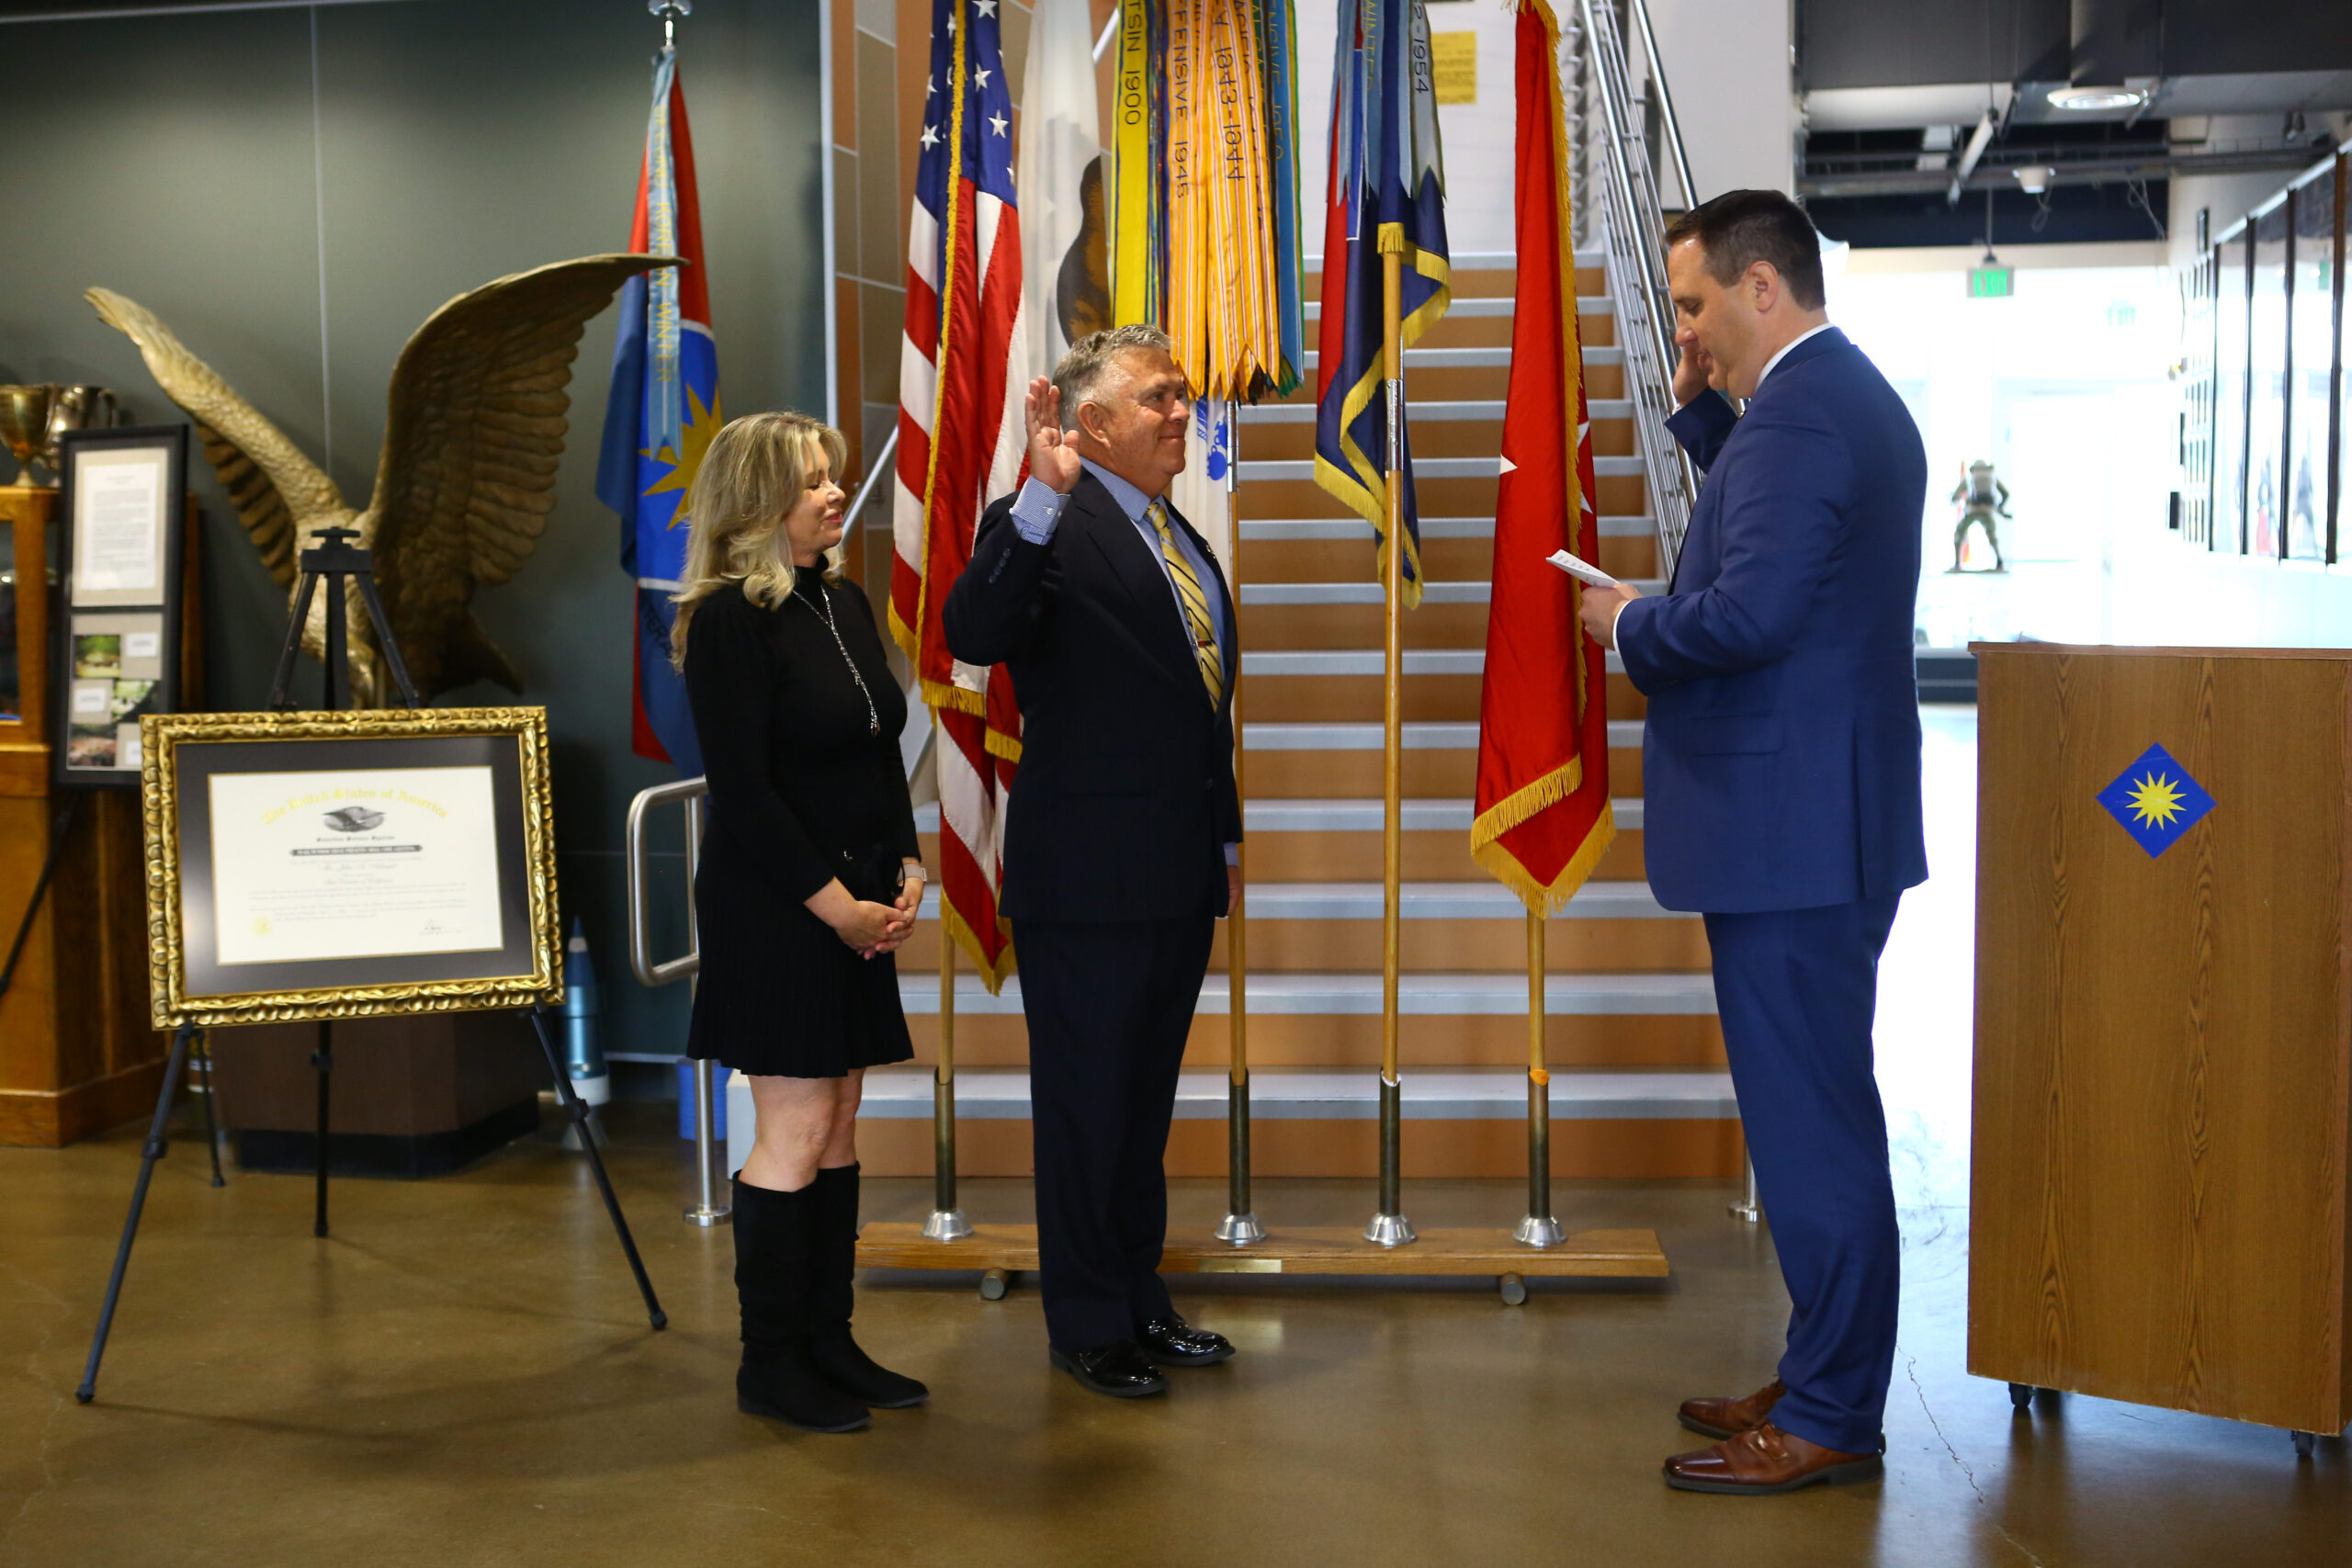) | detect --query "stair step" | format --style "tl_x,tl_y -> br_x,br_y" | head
912,797 -> 1647,833
1303,250 -> 1606,273
1244,719 -> 1645,749
1238,579 -> 1664,606
847,1066 -> 1736,1120
1296,346 -> 1624,371
1241,880 -> 1675,919
1238,455 -> 1645,482
1243,649 -> 1629,676
897,970 -> 1719,1016
1243,797 -> 1645,831
1244,398 -> 1634,424
1300,295 -> 1614,322
1240,515 -> 1655,541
